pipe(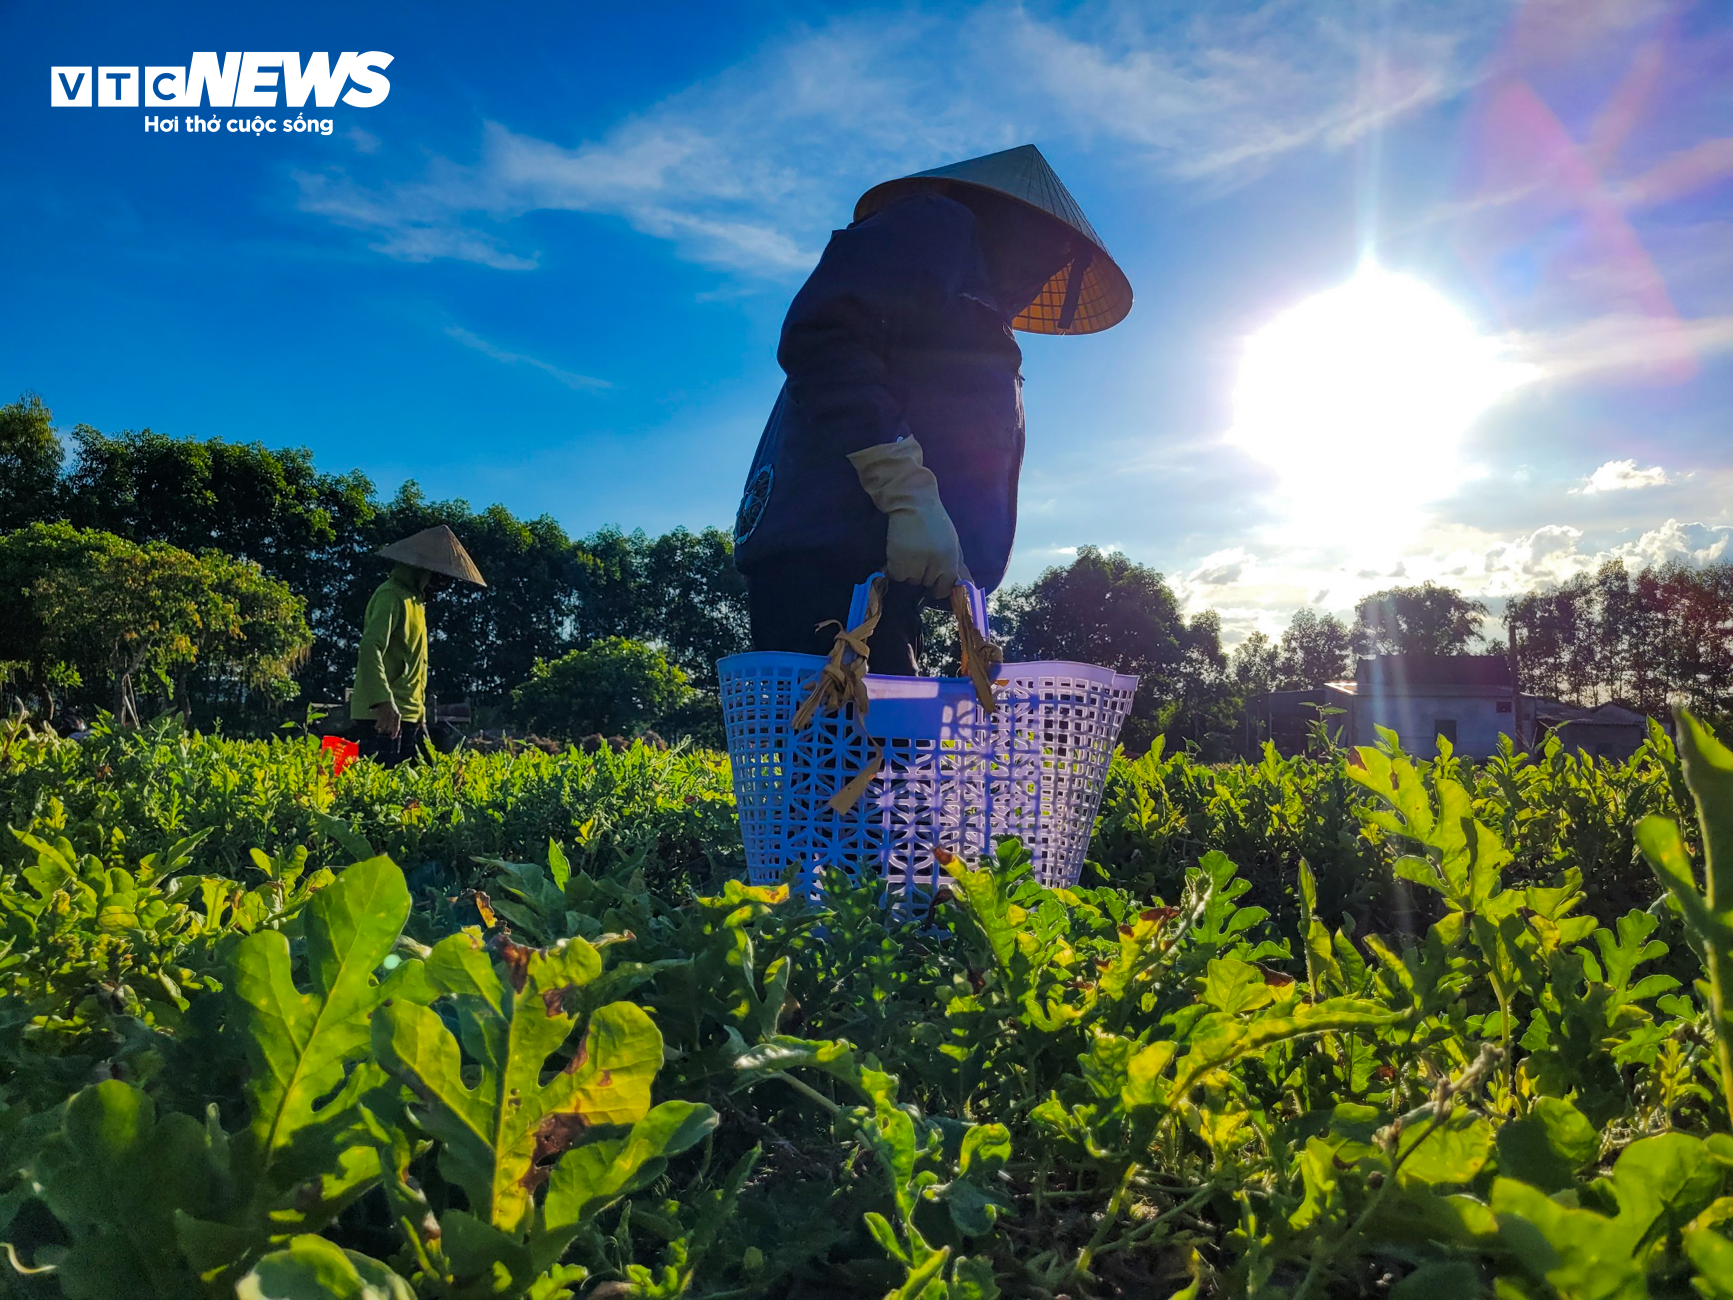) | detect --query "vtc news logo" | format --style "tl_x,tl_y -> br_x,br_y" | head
50,53 -> 393,108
